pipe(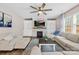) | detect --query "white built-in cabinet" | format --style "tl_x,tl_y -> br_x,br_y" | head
23,20 -> 33,36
